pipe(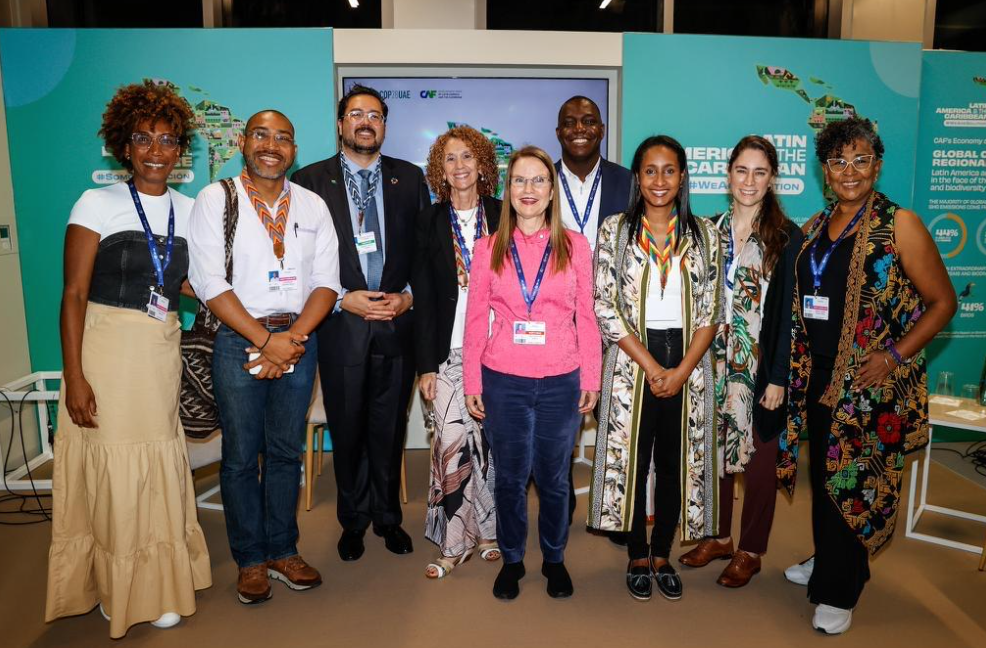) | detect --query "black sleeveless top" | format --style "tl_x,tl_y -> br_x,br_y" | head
796,229 -> 857,364
88,231 -> 189,312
